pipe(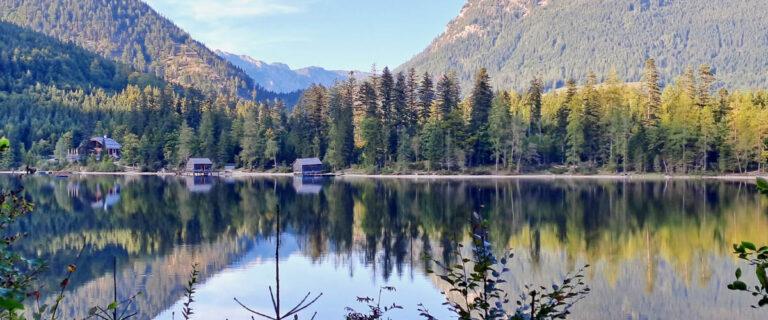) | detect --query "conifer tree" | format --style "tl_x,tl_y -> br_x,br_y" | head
417,72 -> 435,124
582,72 -> 602,164
435,73 -> 460,118
177,120 -> 195,167
697,64 -> 715,108
326,86 -> 355,170
555,79 -> 577,163
527,78 -> 543,134
643,58 -> 662,124
468,68 -> 494,165
490,92 -> 512,171
238,108 -> 260,169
